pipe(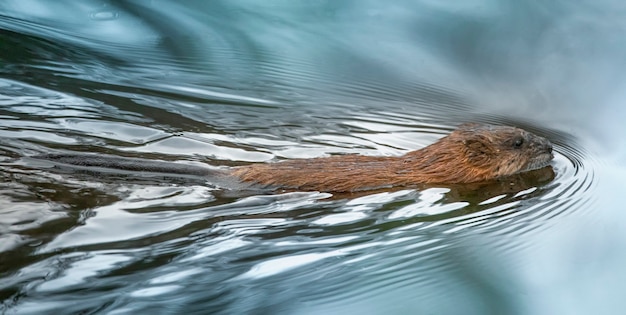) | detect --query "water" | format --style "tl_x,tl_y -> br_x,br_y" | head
1,1 -> 624,314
